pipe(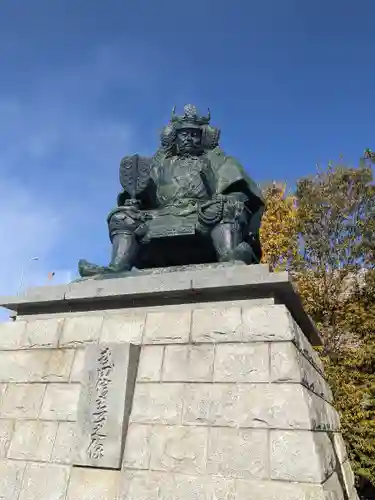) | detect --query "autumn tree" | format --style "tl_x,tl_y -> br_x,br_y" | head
259,182 -> 298,271
260,161 -> 375,495
295,161 -> 374,353
294,161 -> 375,494
323,269 -> 375,495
